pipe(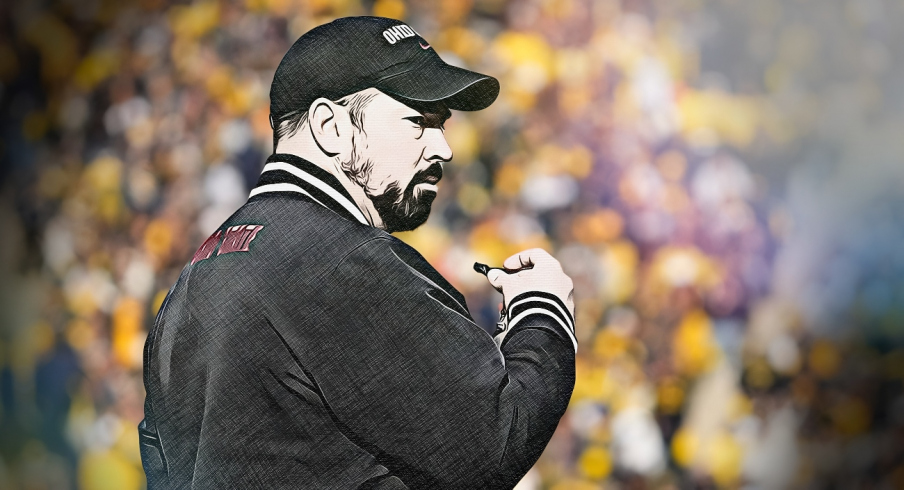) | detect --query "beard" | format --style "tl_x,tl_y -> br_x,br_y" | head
342,132 -> 443,233
368,163 -> 442,233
